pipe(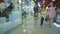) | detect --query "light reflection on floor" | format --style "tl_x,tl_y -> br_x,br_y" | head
4,15 -> 54,34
